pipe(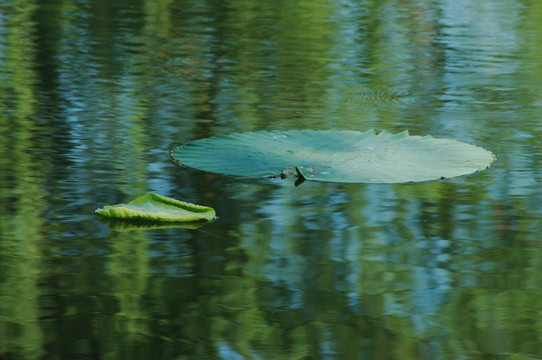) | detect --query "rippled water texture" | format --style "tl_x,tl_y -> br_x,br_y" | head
1,0 -> 542,359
